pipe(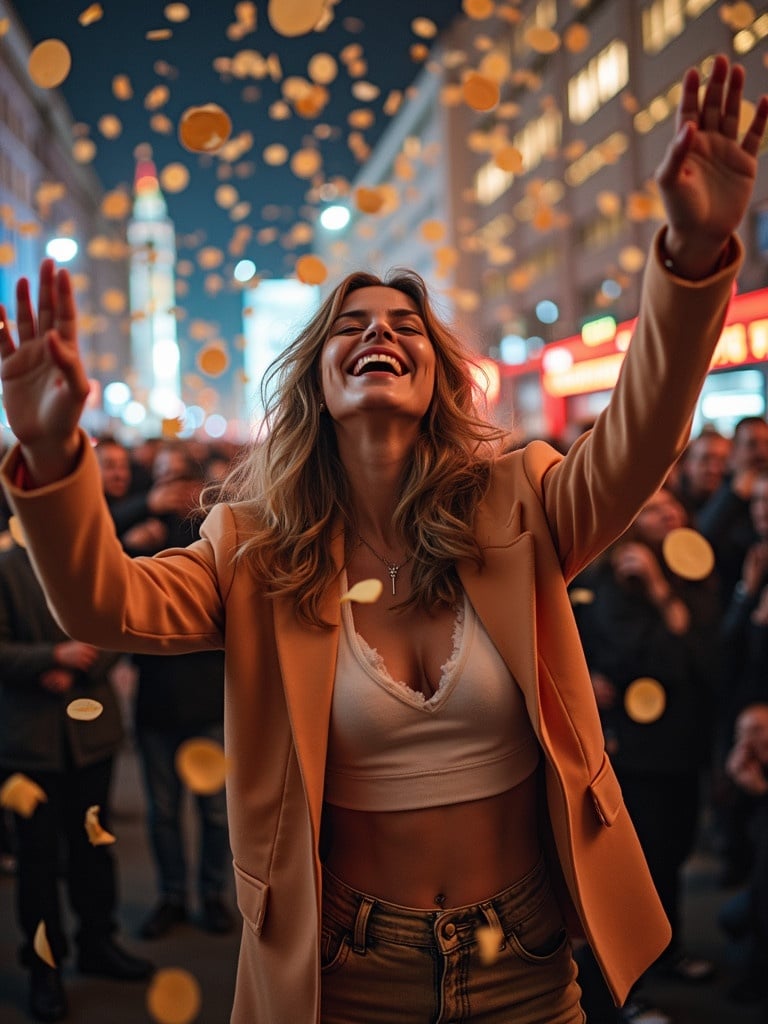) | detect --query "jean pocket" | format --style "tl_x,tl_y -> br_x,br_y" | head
504,884 -> 569,965
320,922 -> 351,975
